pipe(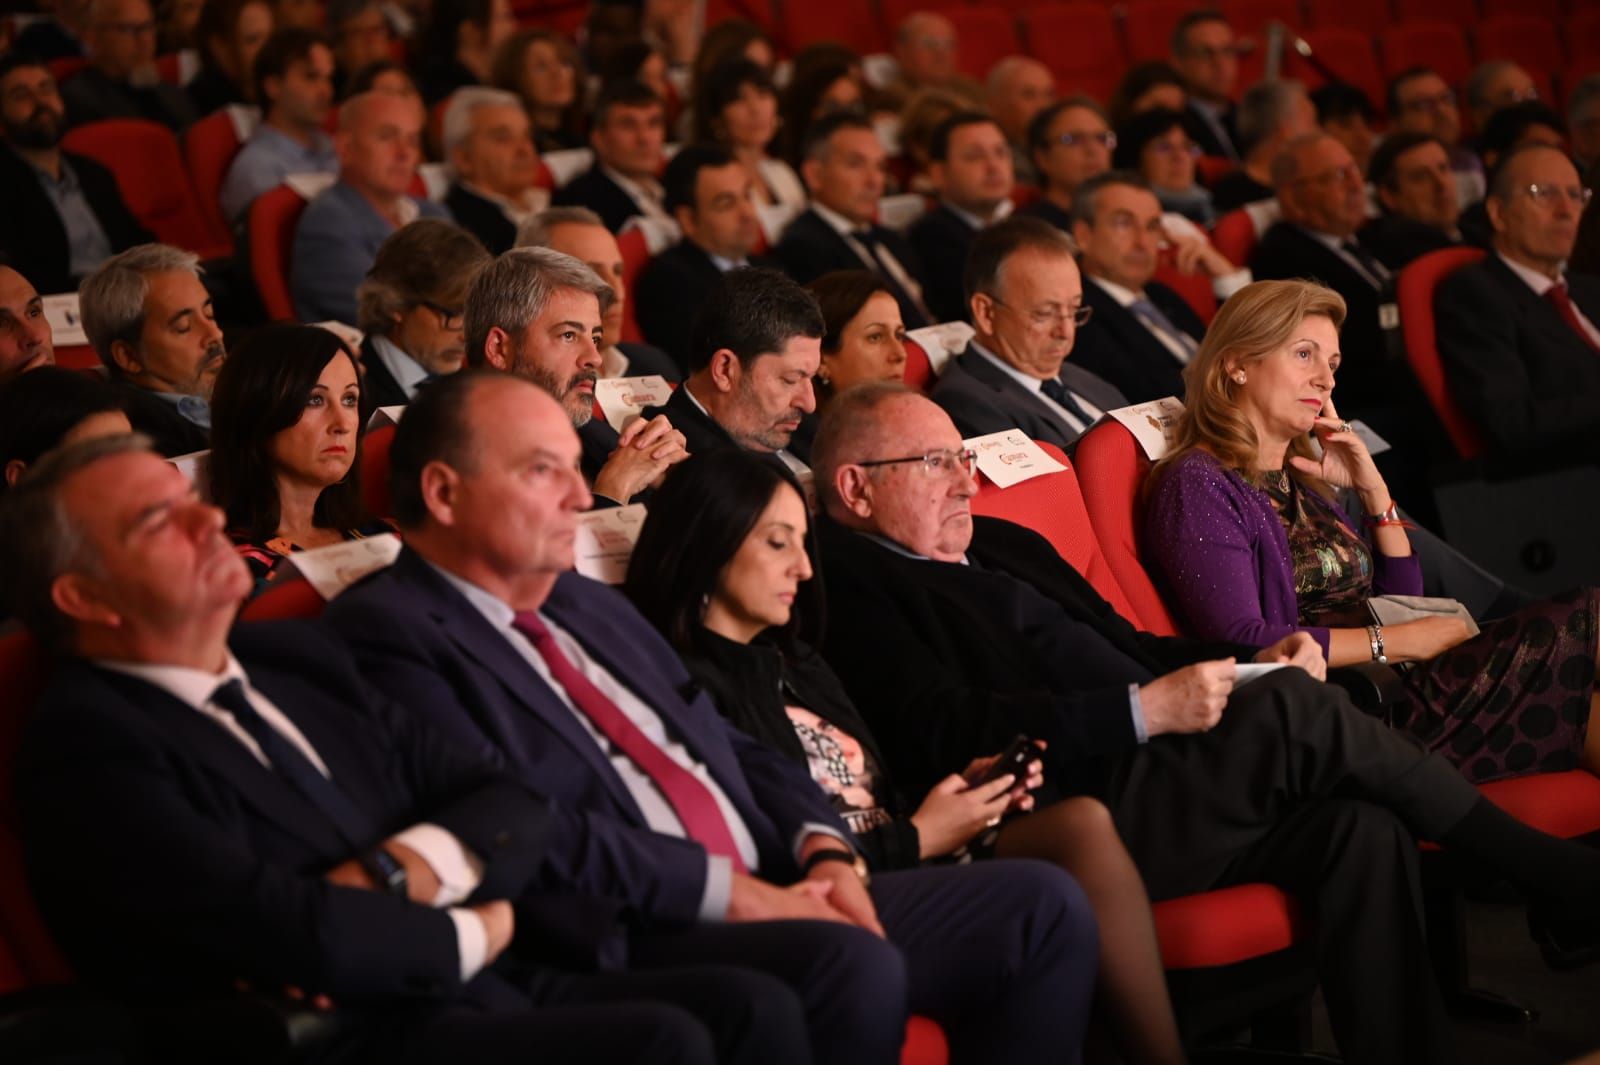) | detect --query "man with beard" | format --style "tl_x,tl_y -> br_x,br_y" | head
0,52 -> 150,296
80,244 -> 226,457
465,245 -> 688,507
